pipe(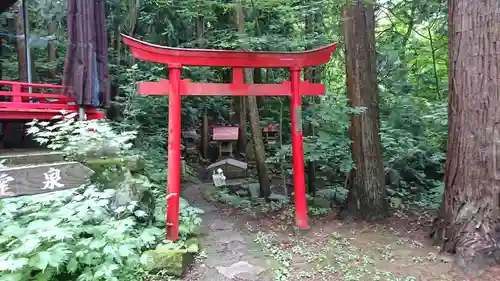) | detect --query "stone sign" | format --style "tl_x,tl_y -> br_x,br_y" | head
0,162 -> 94,198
